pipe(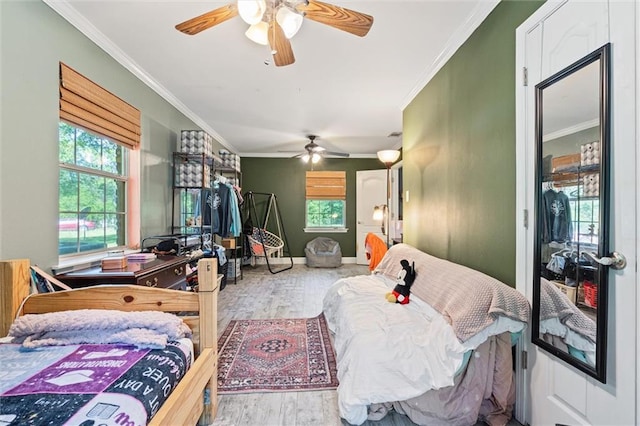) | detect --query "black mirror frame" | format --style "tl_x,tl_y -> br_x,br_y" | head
532,43 -> 611,383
